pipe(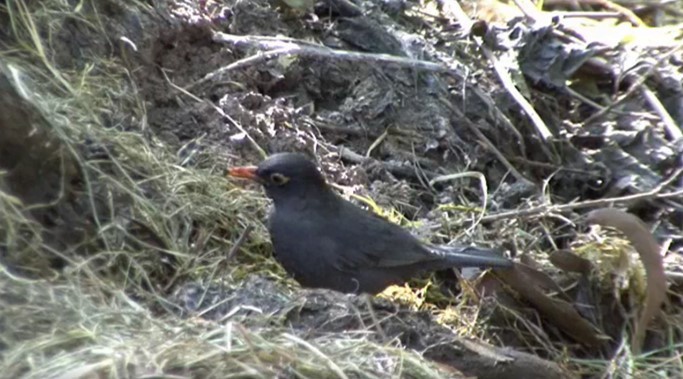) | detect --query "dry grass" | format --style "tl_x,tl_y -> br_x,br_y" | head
0,1 -> 447,377
1,268 -> 448,379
